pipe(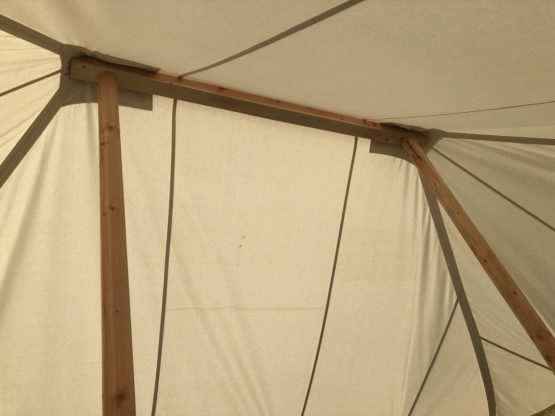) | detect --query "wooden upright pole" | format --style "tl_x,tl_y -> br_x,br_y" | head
402,136 -> 555,373
98,71 -> 136,415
